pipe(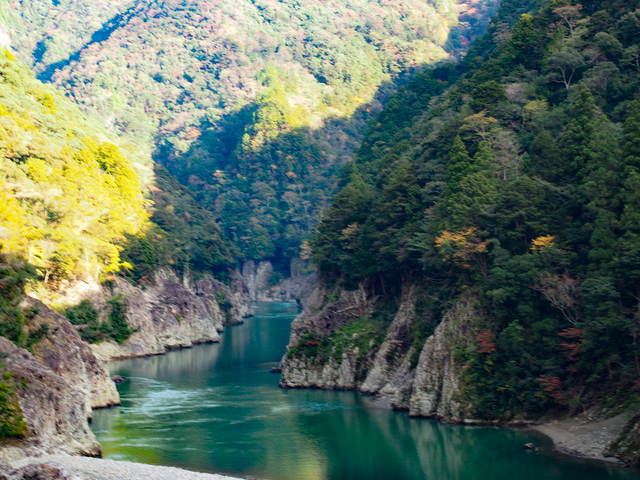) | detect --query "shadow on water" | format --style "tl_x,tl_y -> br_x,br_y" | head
92,302 -> 640,480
